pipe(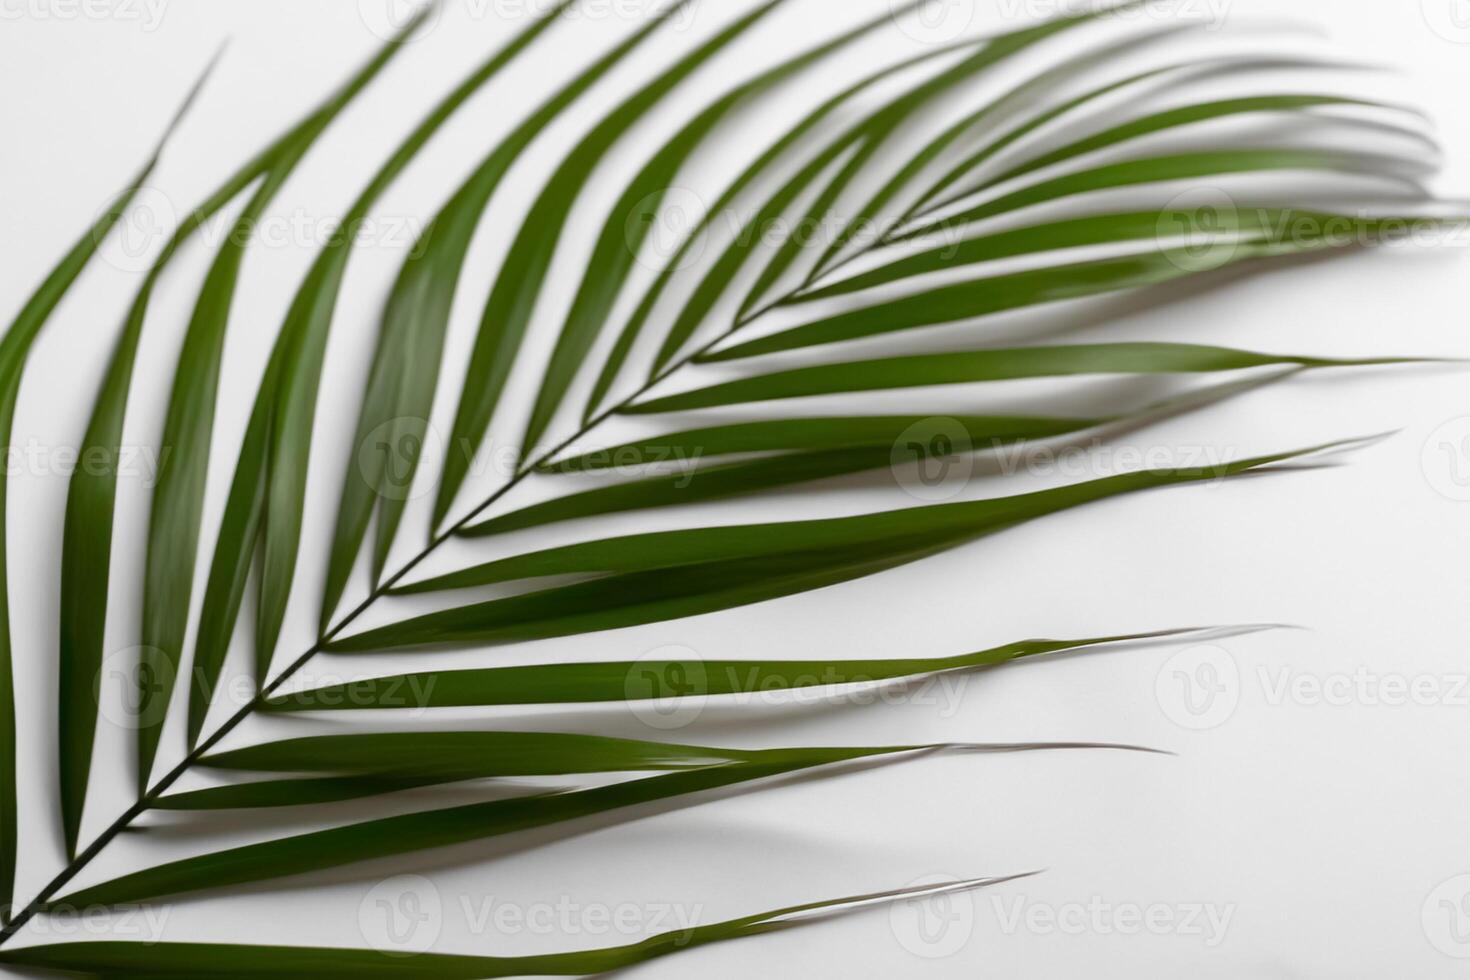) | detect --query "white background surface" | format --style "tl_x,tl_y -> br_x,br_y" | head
3,0 -> 1470,976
